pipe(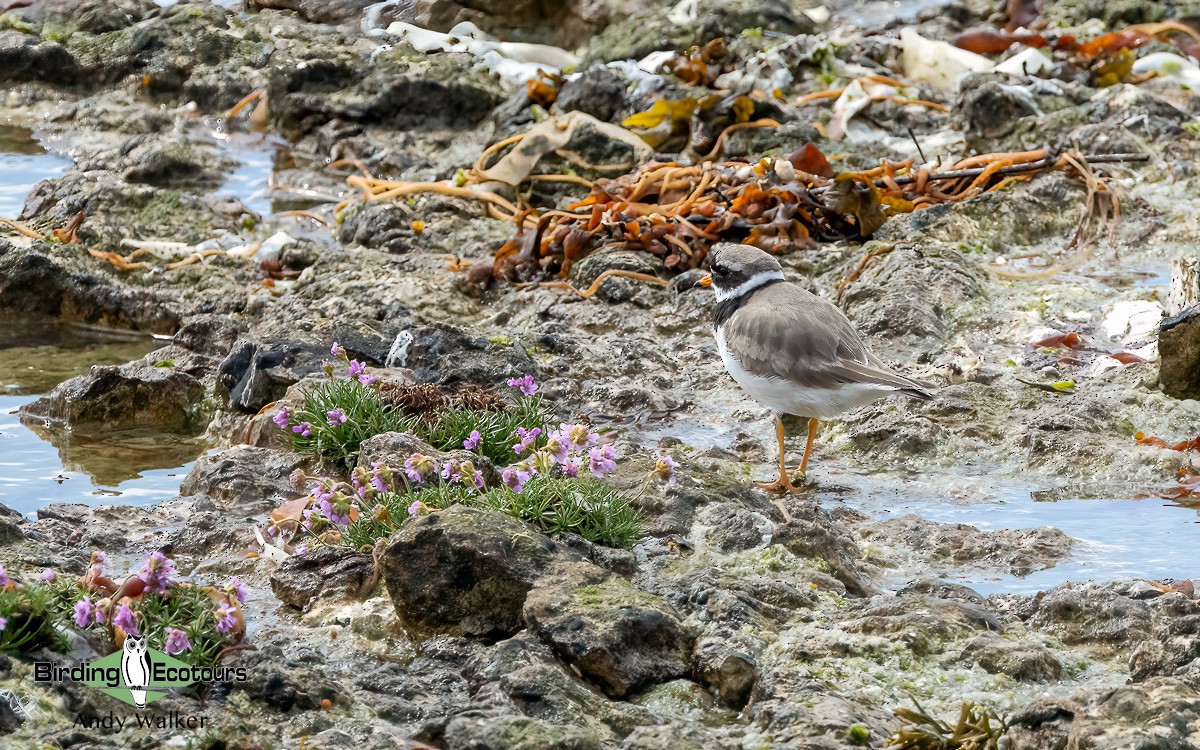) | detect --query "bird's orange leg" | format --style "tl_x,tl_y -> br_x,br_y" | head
756,417 -> 803,494
799,418 -> 818,474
